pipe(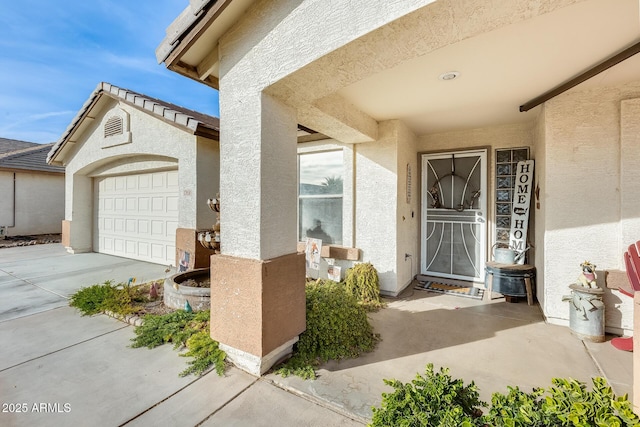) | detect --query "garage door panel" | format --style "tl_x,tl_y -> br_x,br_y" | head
167,196 -> 178,212
166,221 -> 178,237
167,171 -> 178,187
95,170 -> 178,265
152,197 -> 164,212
